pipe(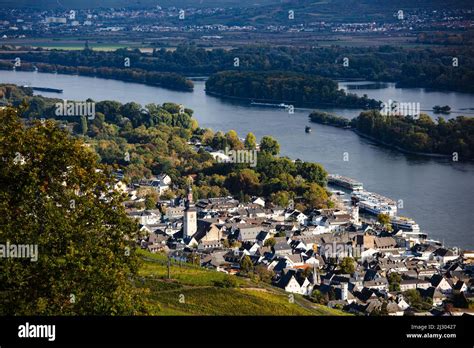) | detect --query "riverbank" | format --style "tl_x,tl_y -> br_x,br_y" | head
351,129 -> 452,158
0,64 -> 194,92
317,122 -> 455,159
